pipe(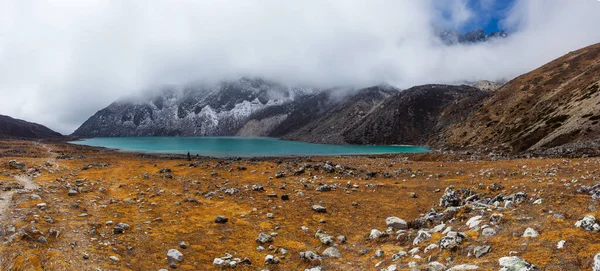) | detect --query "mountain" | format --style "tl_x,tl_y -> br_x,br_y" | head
72,78 -> 319,137
0,114 -> 63,139
439,29 -> 508,45
74,79 -> 490,147
435,42 -> 600,155
337,85 -> 488,145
